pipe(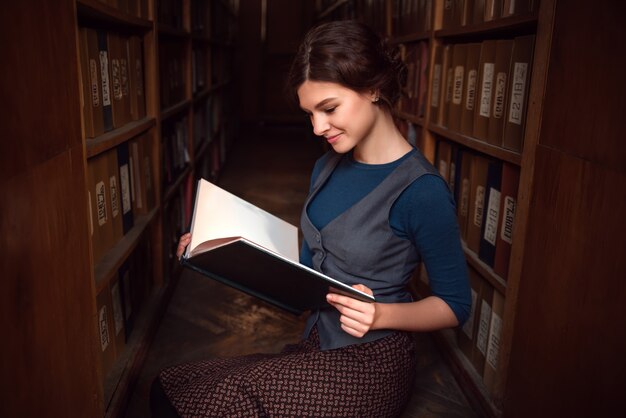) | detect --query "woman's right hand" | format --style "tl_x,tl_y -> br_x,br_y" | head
176,232 -> 192,260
